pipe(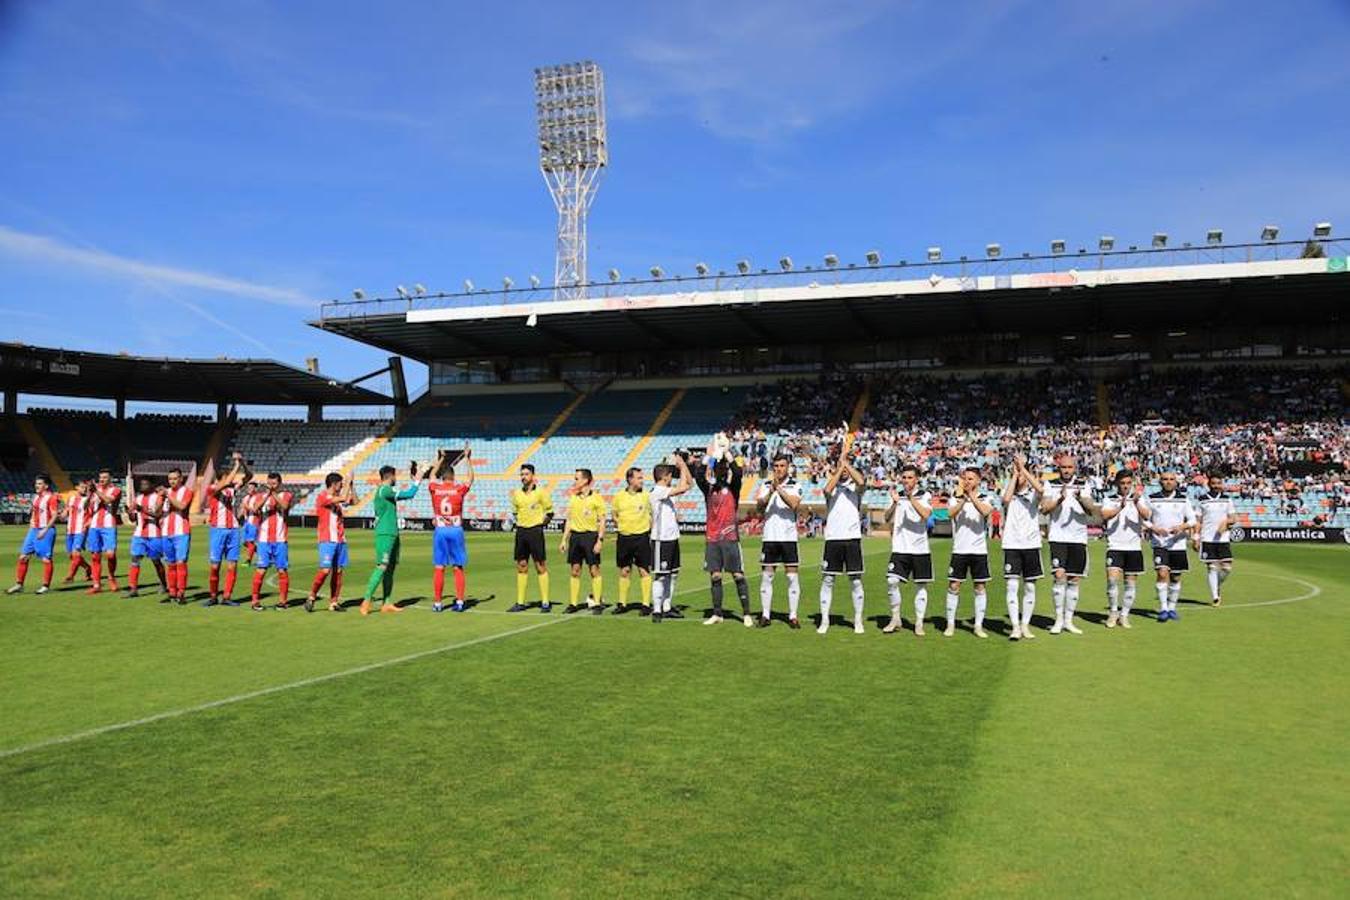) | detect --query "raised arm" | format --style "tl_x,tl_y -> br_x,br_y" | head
669,454 -> 694,497
462,447 -> 475,489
